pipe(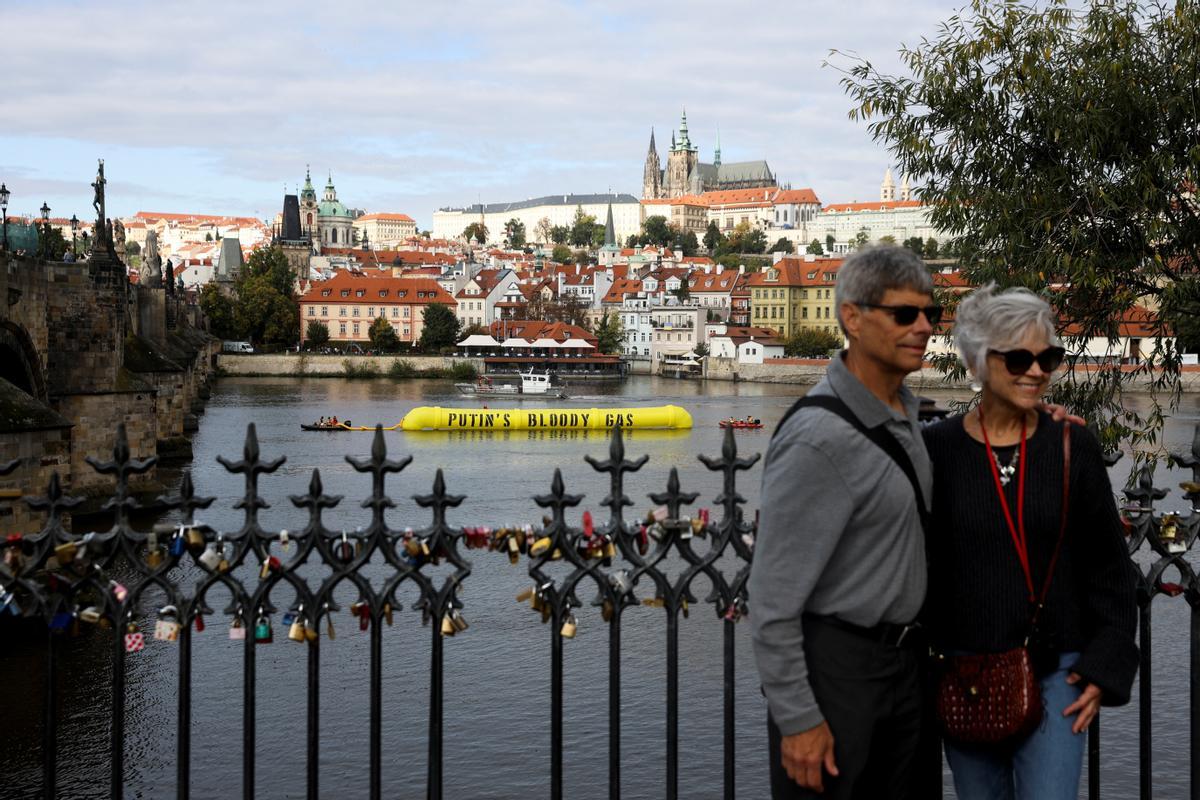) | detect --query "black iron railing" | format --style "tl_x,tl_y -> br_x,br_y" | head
0,422 -> 1198,799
